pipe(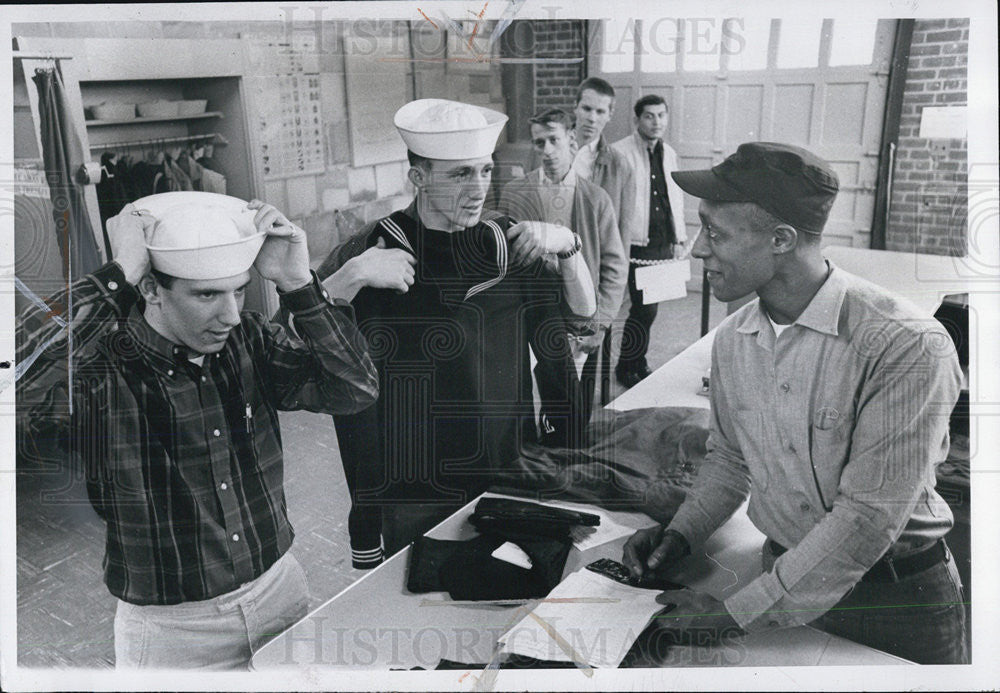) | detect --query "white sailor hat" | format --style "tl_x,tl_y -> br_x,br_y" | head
394,98 -> 508,160
135,191 -> 265,280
